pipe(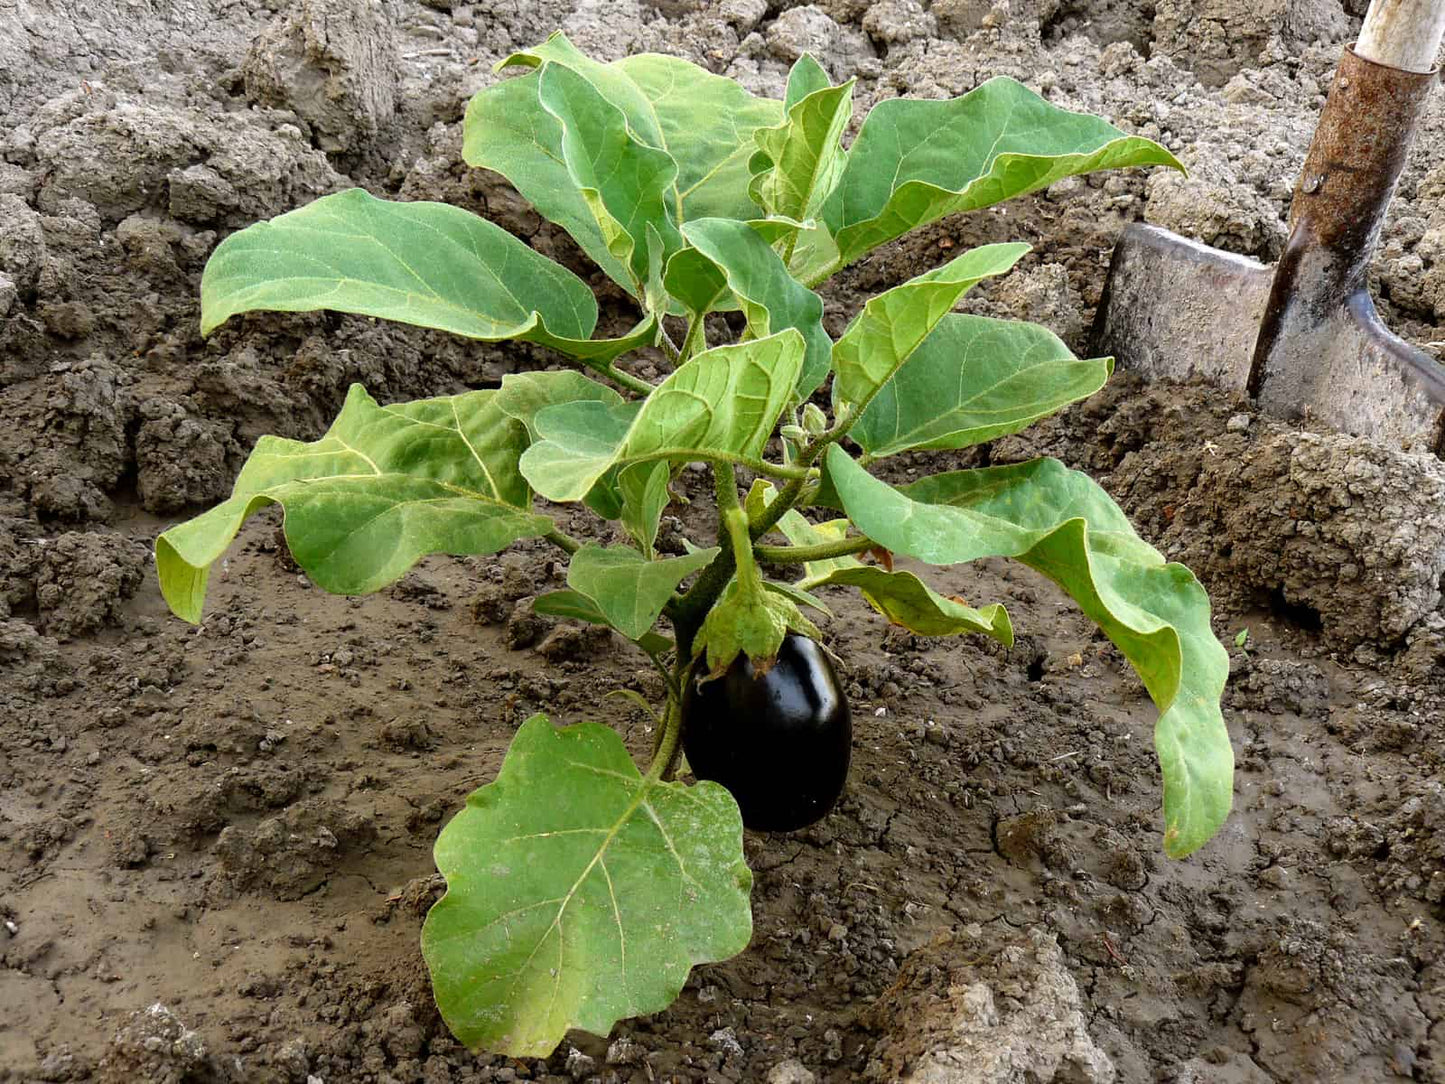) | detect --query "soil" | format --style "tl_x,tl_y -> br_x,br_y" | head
2,1 -> 1444,1082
